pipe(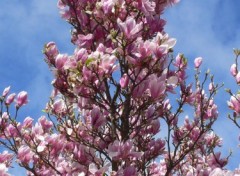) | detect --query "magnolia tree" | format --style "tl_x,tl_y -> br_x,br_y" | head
0,0 -> 240,175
